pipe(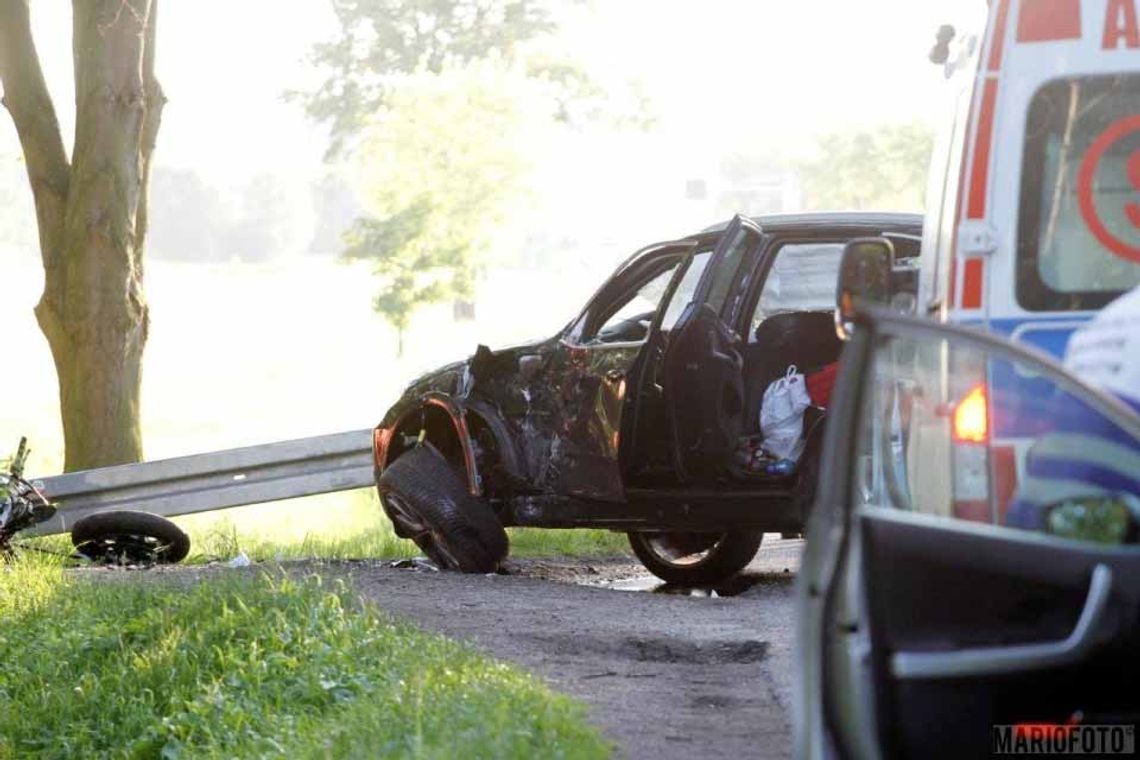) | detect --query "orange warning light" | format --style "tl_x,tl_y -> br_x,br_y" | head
953,384 -> 989,444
